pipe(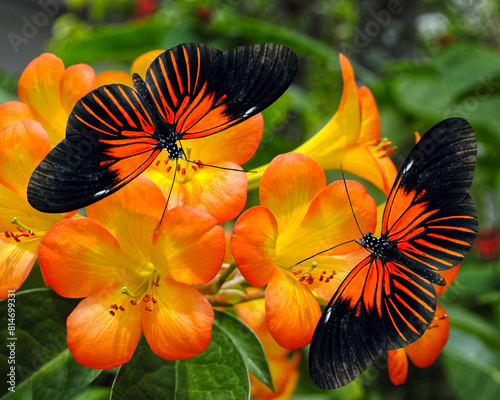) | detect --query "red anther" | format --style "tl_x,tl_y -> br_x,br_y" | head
299,276 -> 306,282
13,236 -> 21,243
166,166 -> 172,173
145,306 -> 153,312
428,324 -> 438,329
181,168 -> 186,176
130,299 -> 137,305
151,297 -> 157,303
119,305 -> 125,311
110,304 -> 118,310
153,282 -> 159,287
177,164 -> 181,172
322,271 -> 327,275
143,297 -> 150,302
109,310 -> 116,316
164,159 -> 169,165
319,275 -> 324,281
4,231 -> 10,238
155,160 -> 161,166
144,294 -> 152,299
293,270 -> 302,276
329,274 -> 334,279
192,166 -> 198,172
331,270 -> 336,275
325,277 -> 330,283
